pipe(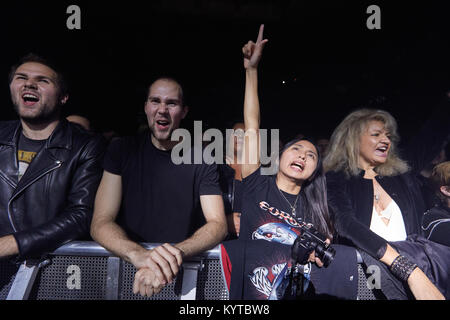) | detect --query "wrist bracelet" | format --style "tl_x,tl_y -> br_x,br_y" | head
389,255 -> 417,282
